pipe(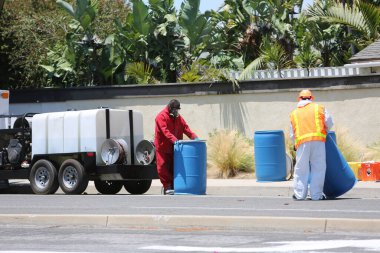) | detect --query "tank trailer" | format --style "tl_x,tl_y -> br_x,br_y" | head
0,98 -> 157,195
